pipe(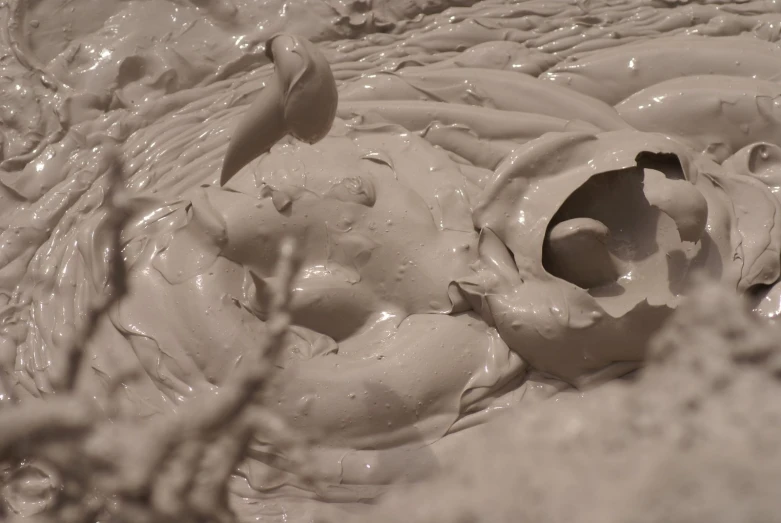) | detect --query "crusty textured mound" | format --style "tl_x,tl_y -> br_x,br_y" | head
355,281 -> 781,523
